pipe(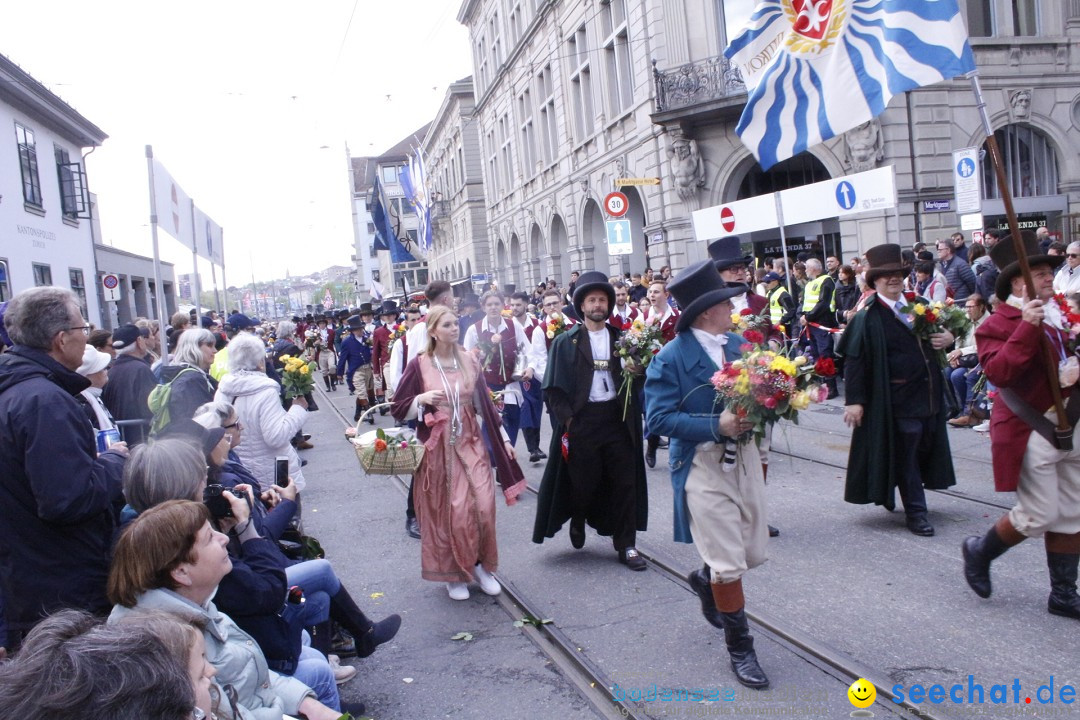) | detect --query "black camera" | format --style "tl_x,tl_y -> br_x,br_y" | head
203,484 -> 251,519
